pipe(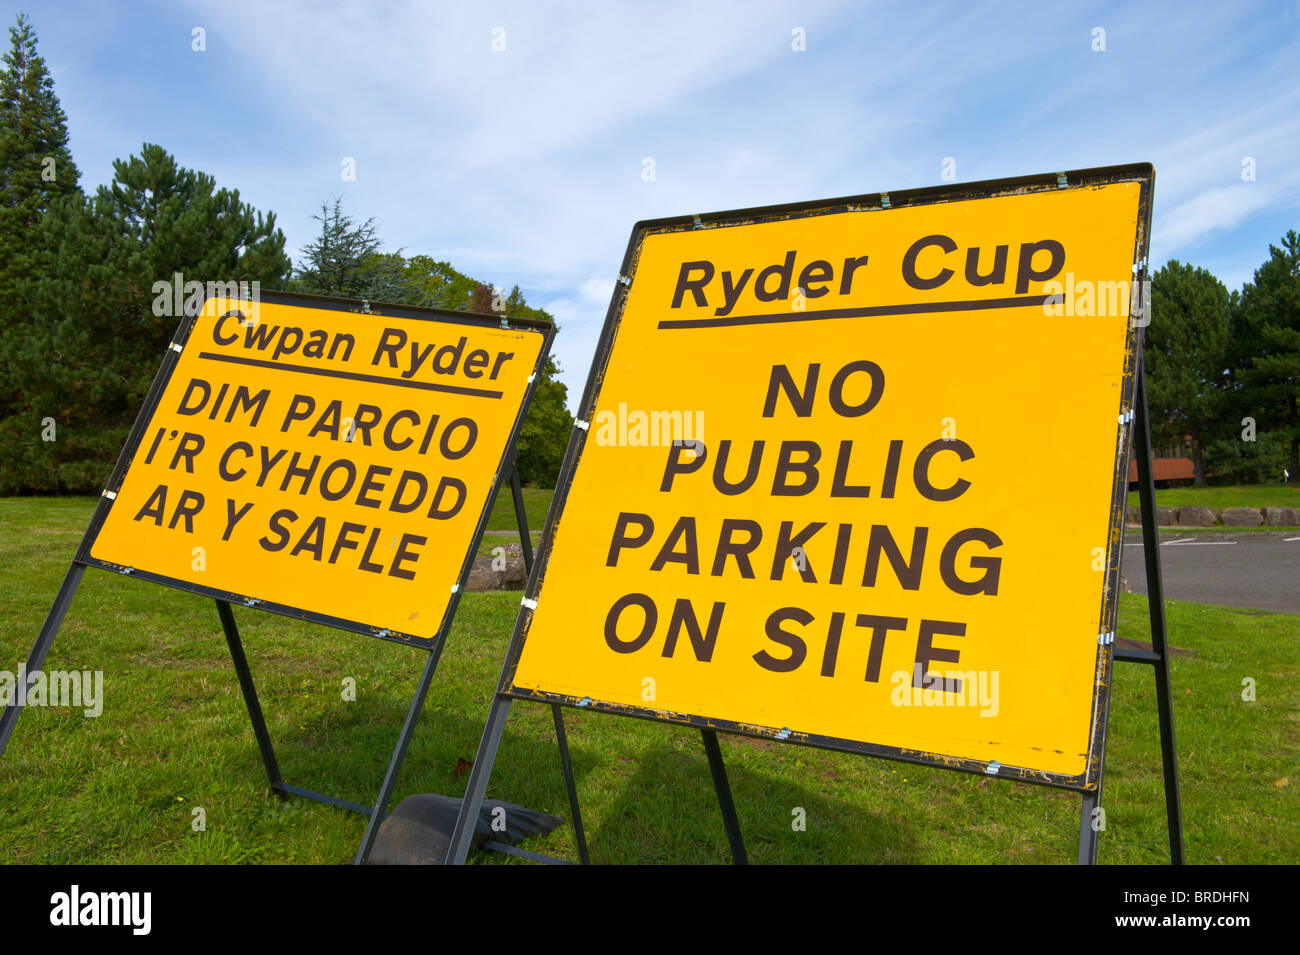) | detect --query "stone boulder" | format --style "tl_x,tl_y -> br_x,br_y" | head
467,558 -> 500,591
1155,507 -> 1178,526
1176,506 -> 1217,527
1220,507 -> 1263,527
464,543 -> 529,591
503,557 -> 526,585
1262,506 -> 1300,527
